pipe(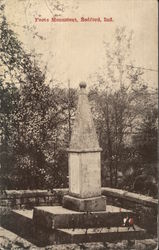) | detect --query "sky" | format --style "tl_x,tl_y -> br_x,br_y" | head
5,0 -> 158,89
